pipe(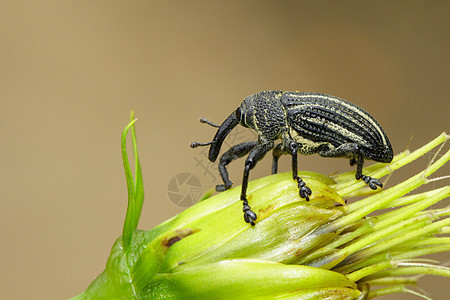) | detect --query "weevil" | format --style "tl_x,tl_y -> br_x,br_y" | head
191,91 -> 393,226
